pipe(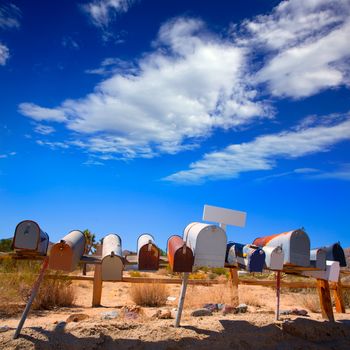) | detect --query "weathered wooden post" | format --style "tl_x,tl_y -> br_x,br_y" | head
13,256 -> 49,339
316,279 -> 335,322
334,277 -> 345,313
229,267 -> 239,306
92,244 -> 103,307
49,230 -> 86,271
